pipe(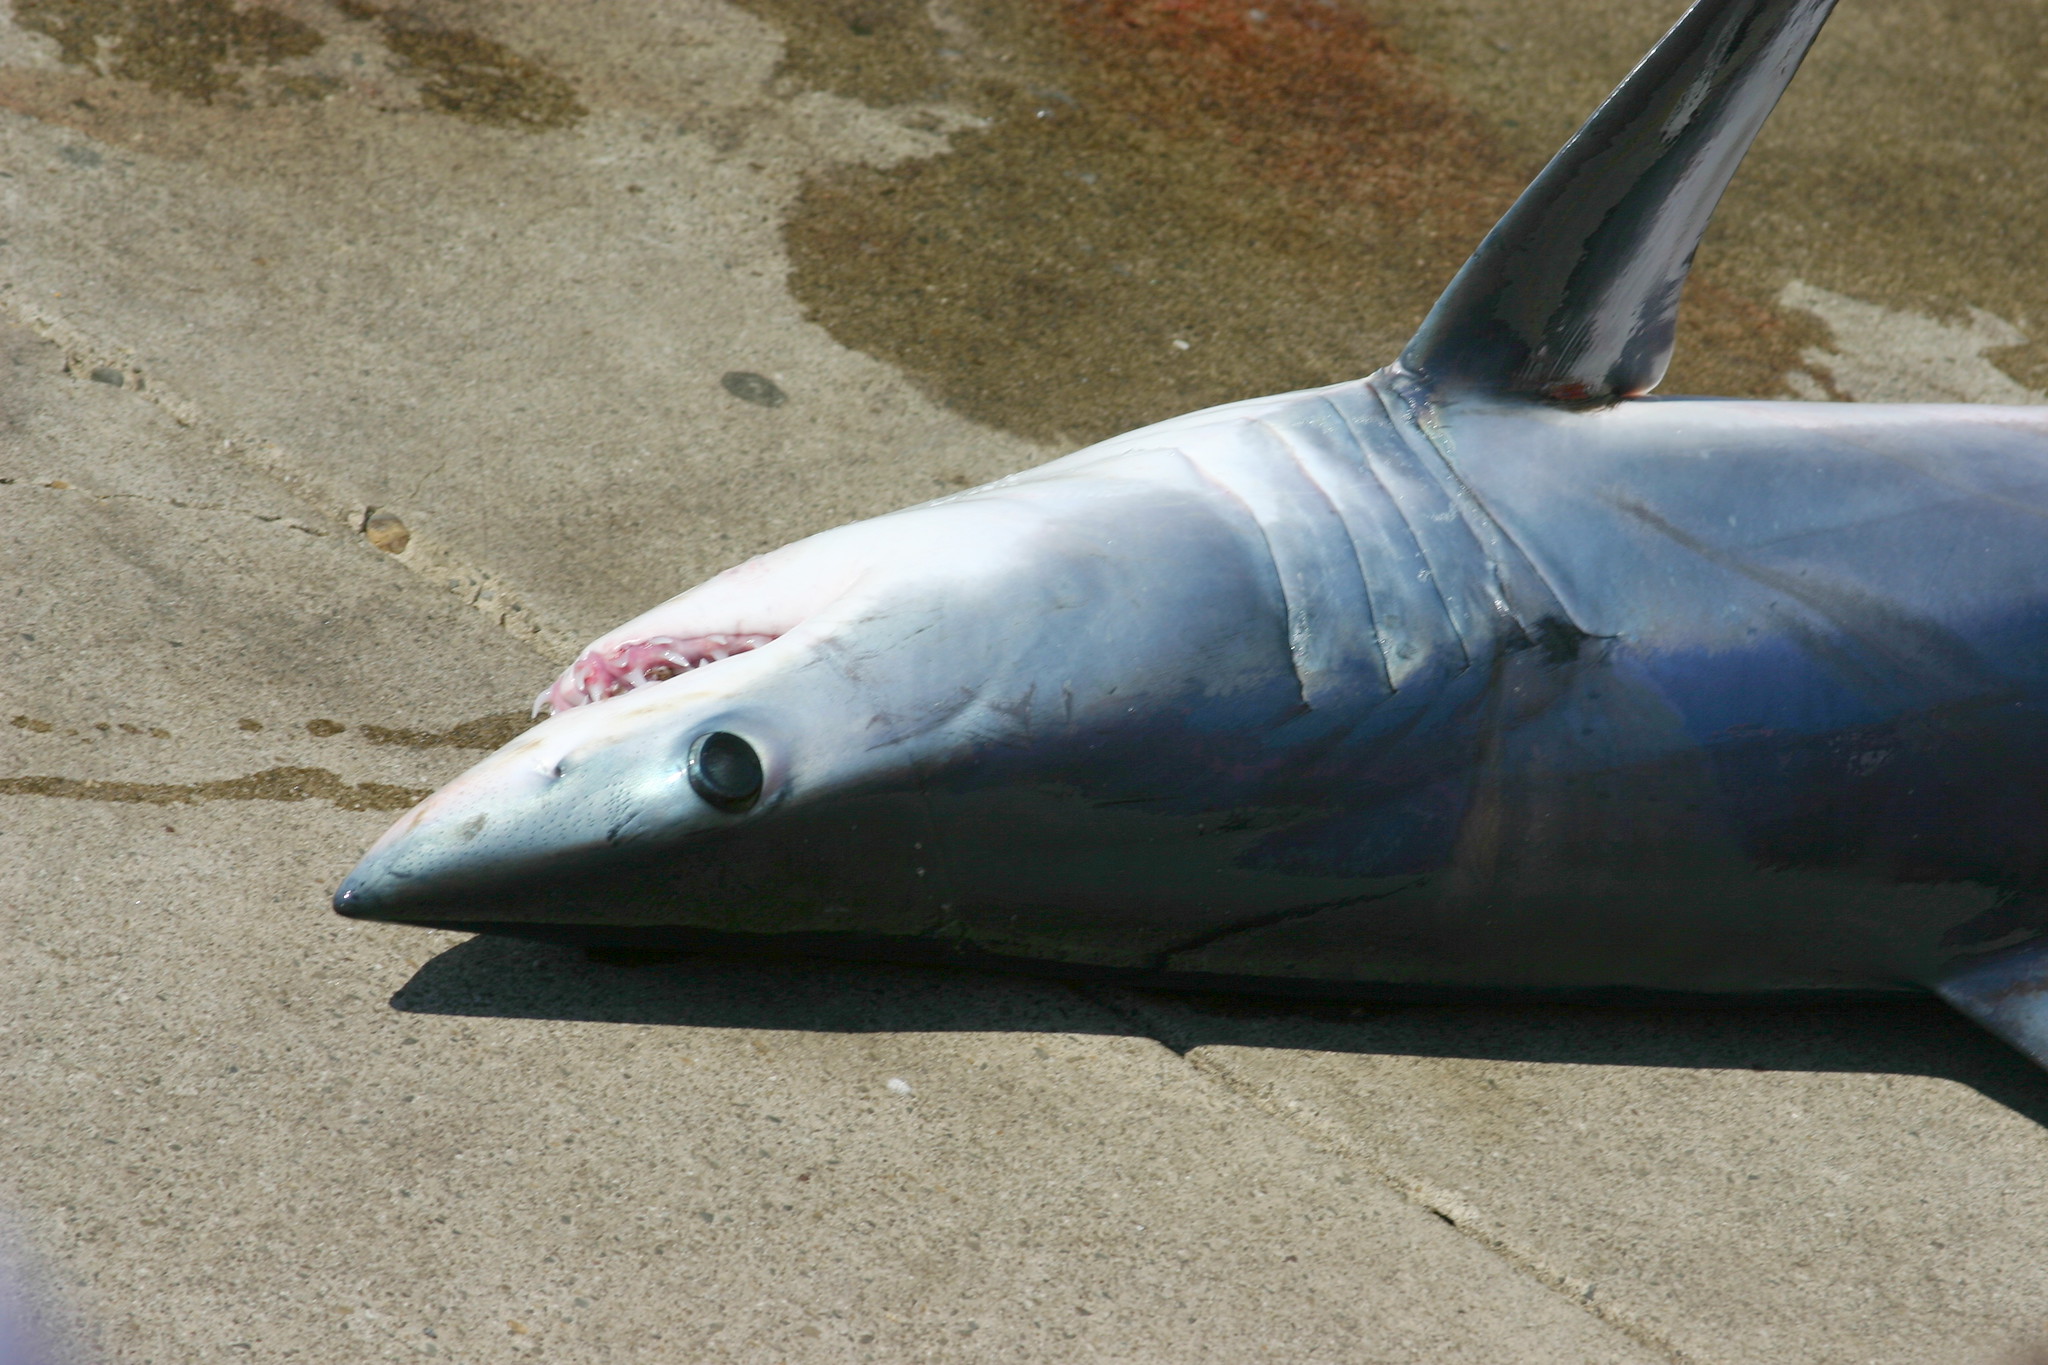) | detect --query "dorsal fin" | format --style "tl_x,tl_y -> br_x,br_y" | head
1399,0 -> 1836,403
